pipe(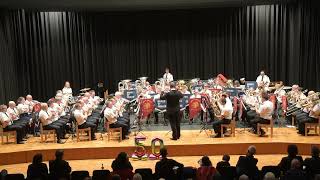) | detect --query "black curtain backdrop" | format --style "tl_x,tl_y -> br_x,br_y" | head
0,0 -> 320,103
